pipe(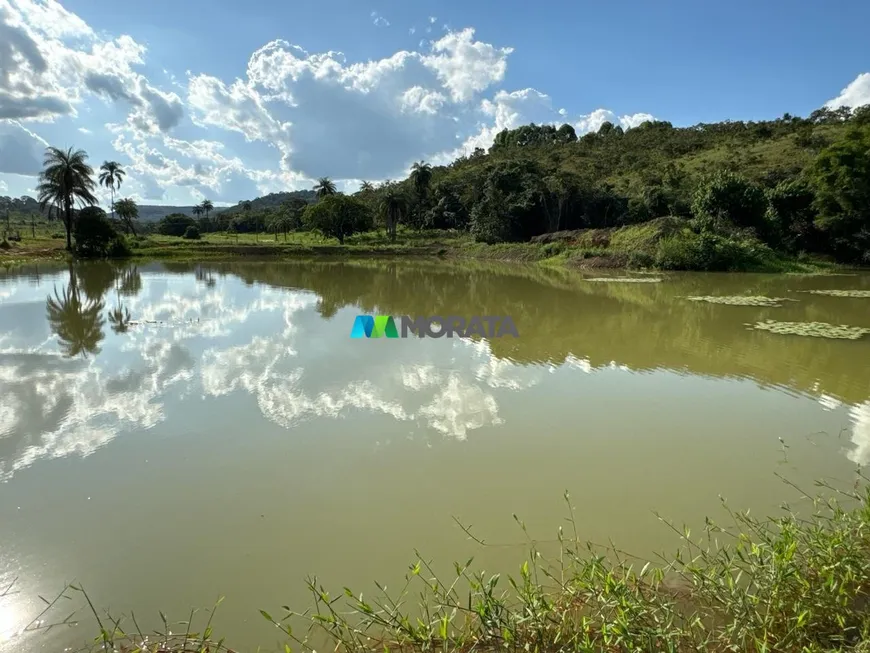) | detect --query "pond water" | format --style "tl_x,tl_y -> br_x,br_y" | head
1,260 -> 870,652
